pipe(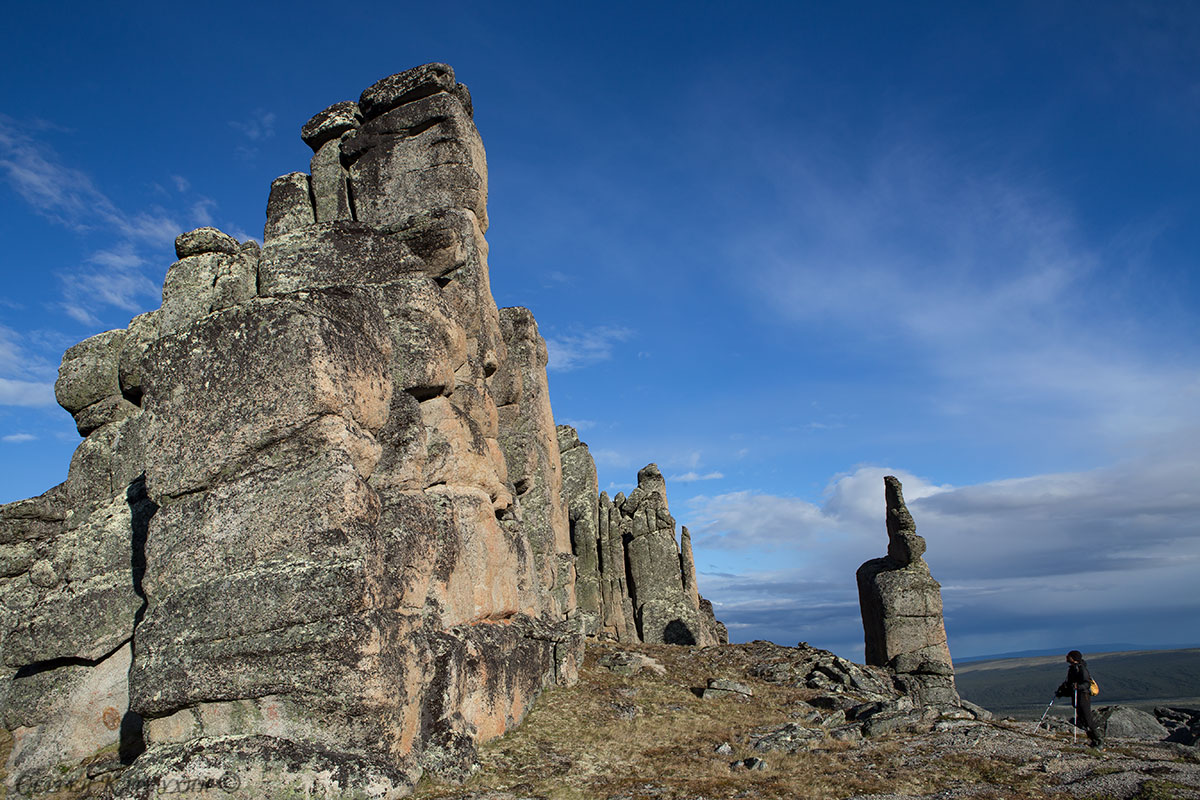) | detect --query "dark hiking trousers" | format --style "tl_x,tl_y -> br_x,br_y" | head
1074,689 -> 1102,745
